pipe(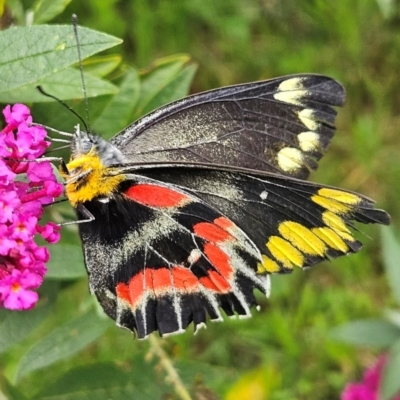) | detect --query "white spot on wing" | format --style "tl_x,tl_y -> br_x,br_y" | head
194,322 -> 207,334
298,131 -> 320,152
277,147 -> 304,172
162,329 -> 186,337
260,191 -> 268,200
274,77 -> 308,105
273,90 -> 305,106
298,109 -> 319,131
188,249 -> 202,265
277,77 -> 305,91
